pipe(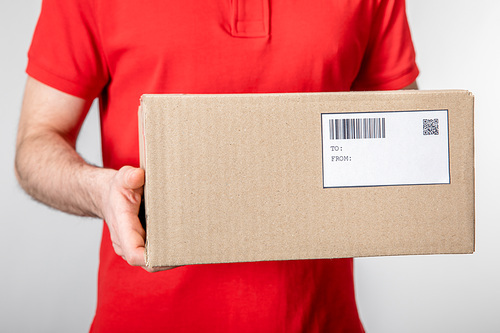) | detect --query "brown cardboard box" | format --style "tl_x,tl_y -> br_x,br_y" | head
139,90 -> 475,267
